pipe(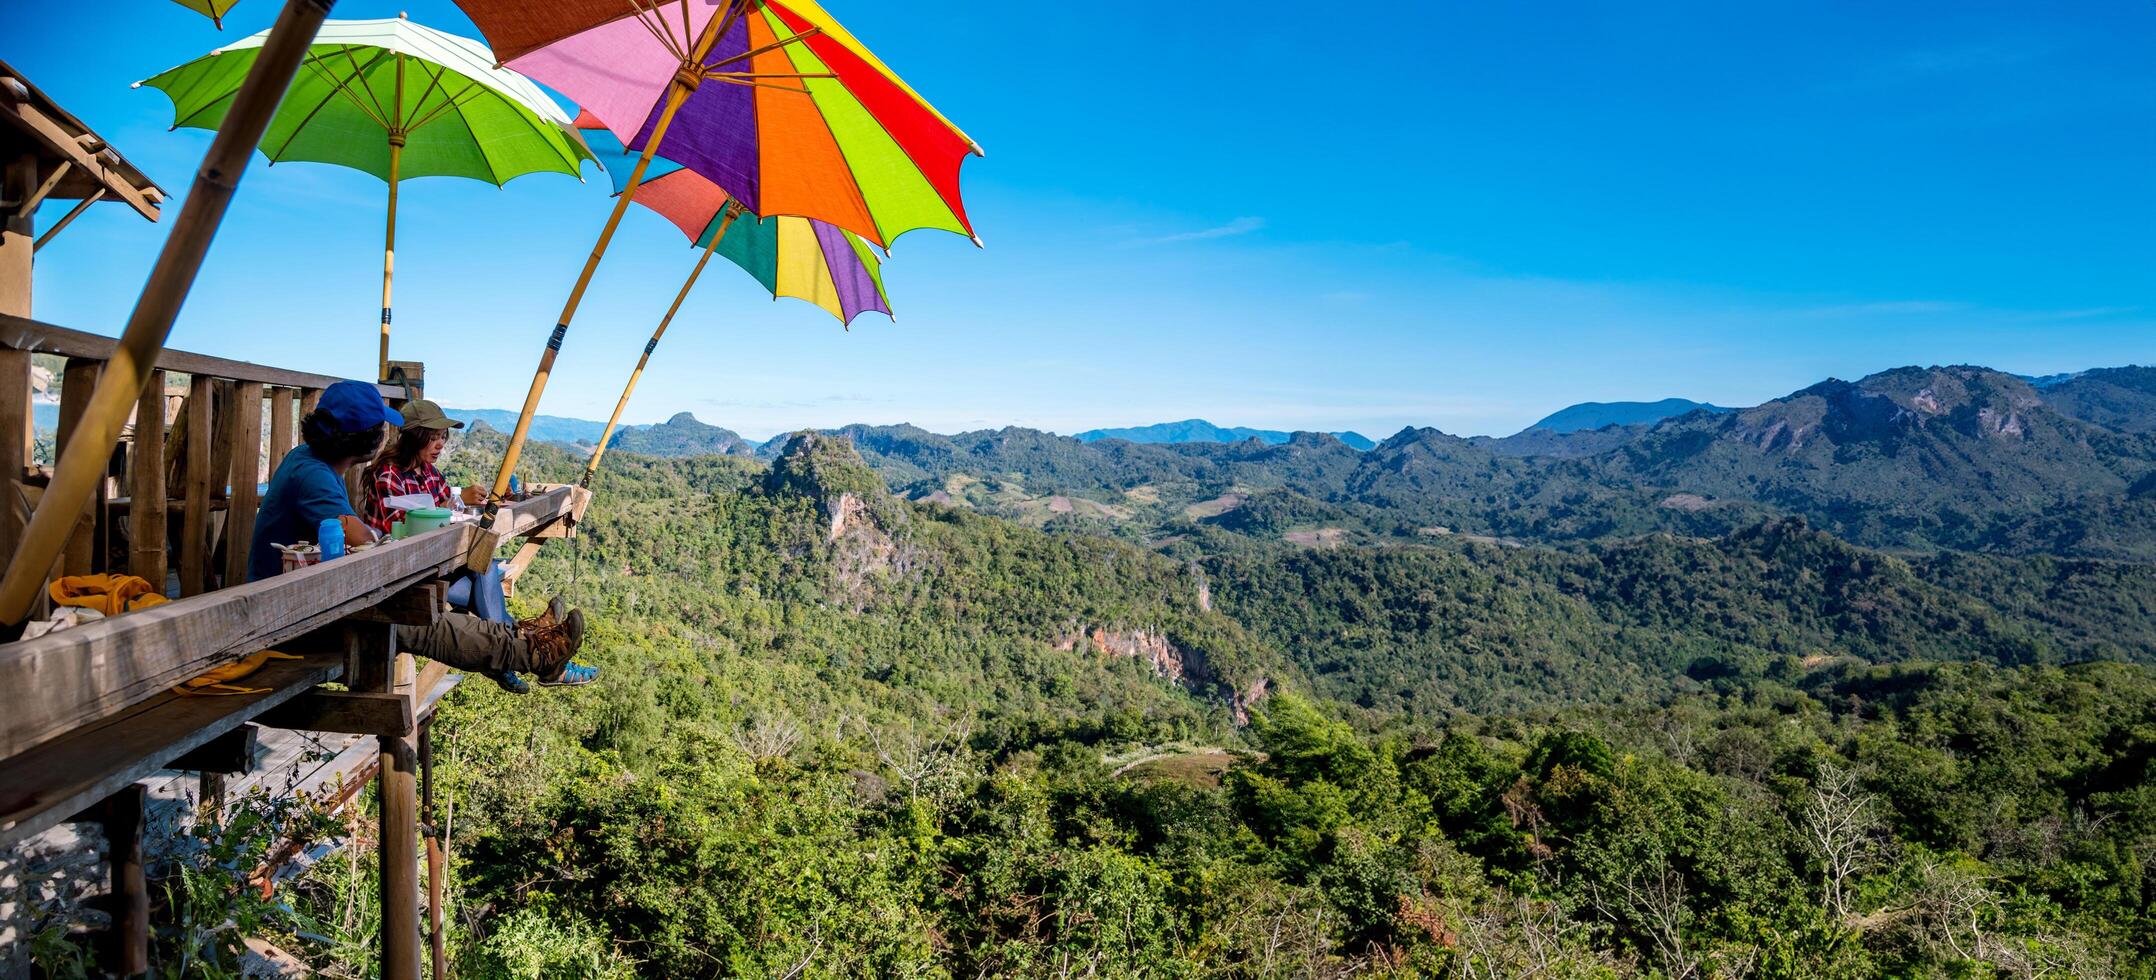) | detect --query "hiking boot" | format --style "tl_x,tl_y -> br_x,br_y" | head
515,595 -> 568,632
518,608 -> 584,682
